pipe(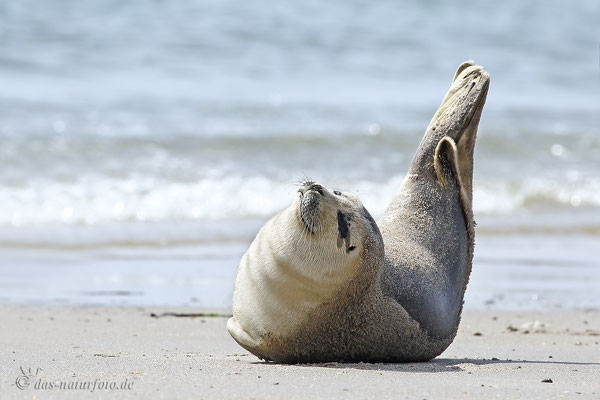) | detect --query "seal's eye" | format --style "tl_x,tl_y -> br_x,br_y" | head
333,190 -> 342,196
347,246 -> 356,252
